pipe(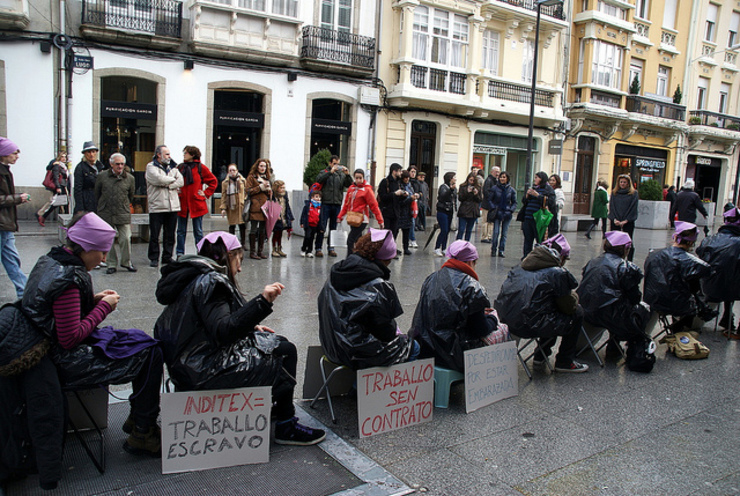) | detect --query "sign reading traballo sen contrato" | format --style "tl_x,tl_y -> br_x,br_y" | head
357,359 -> 435,438
161,386 -> 271,474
